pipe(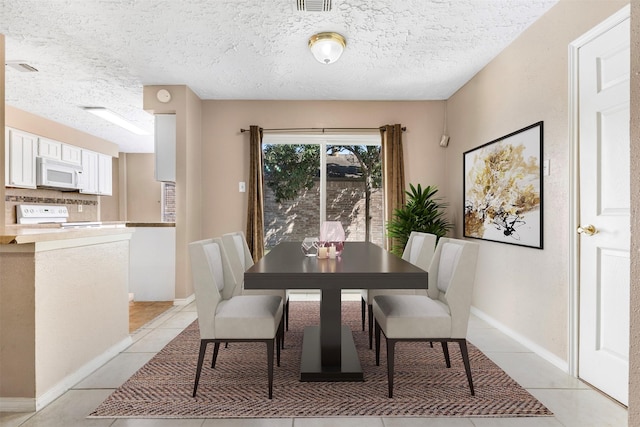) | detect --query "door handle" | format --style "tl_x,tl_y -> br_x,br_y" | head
577,224 -> 597,236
